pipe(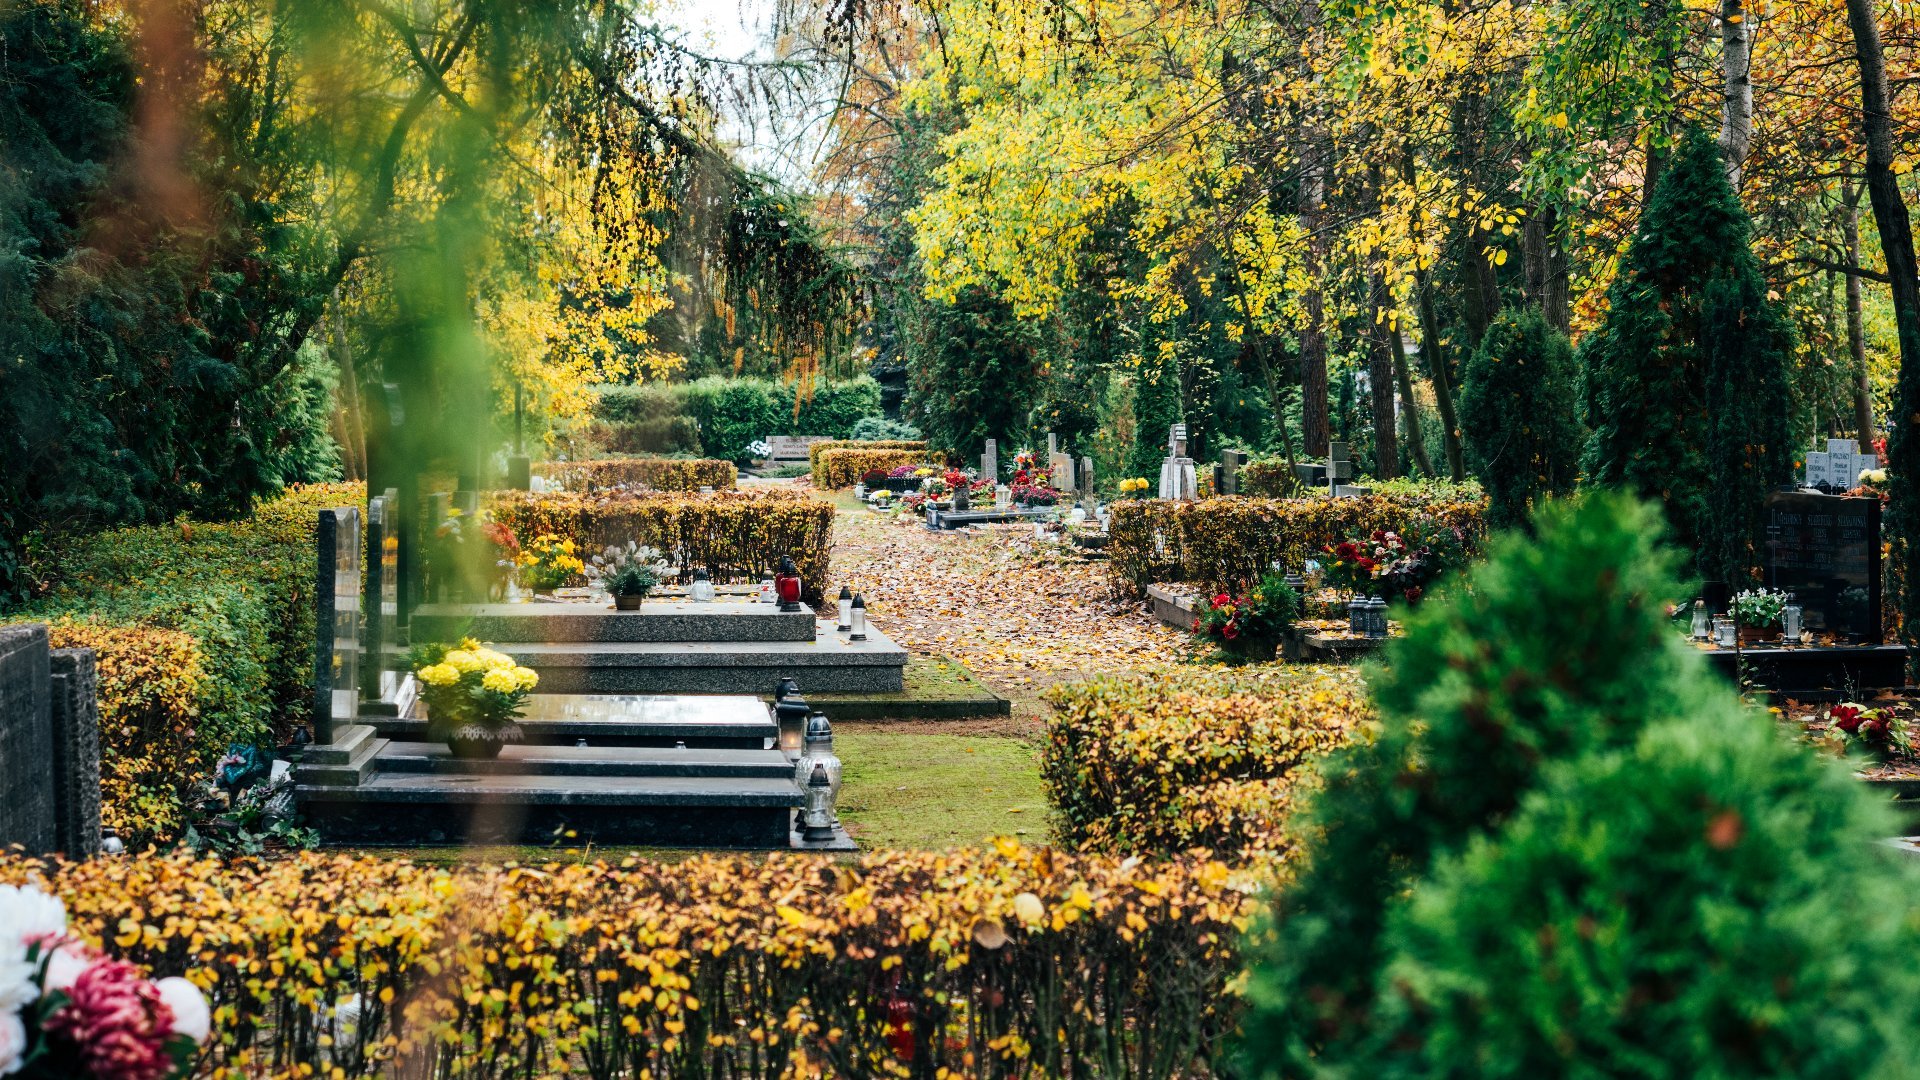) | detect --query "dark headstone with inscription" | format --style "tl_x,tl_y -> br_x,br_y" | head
1765,491 -> 1882,643
48,648 -> 102,856
0,625 -> 54,853
313,507 -> 362,744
